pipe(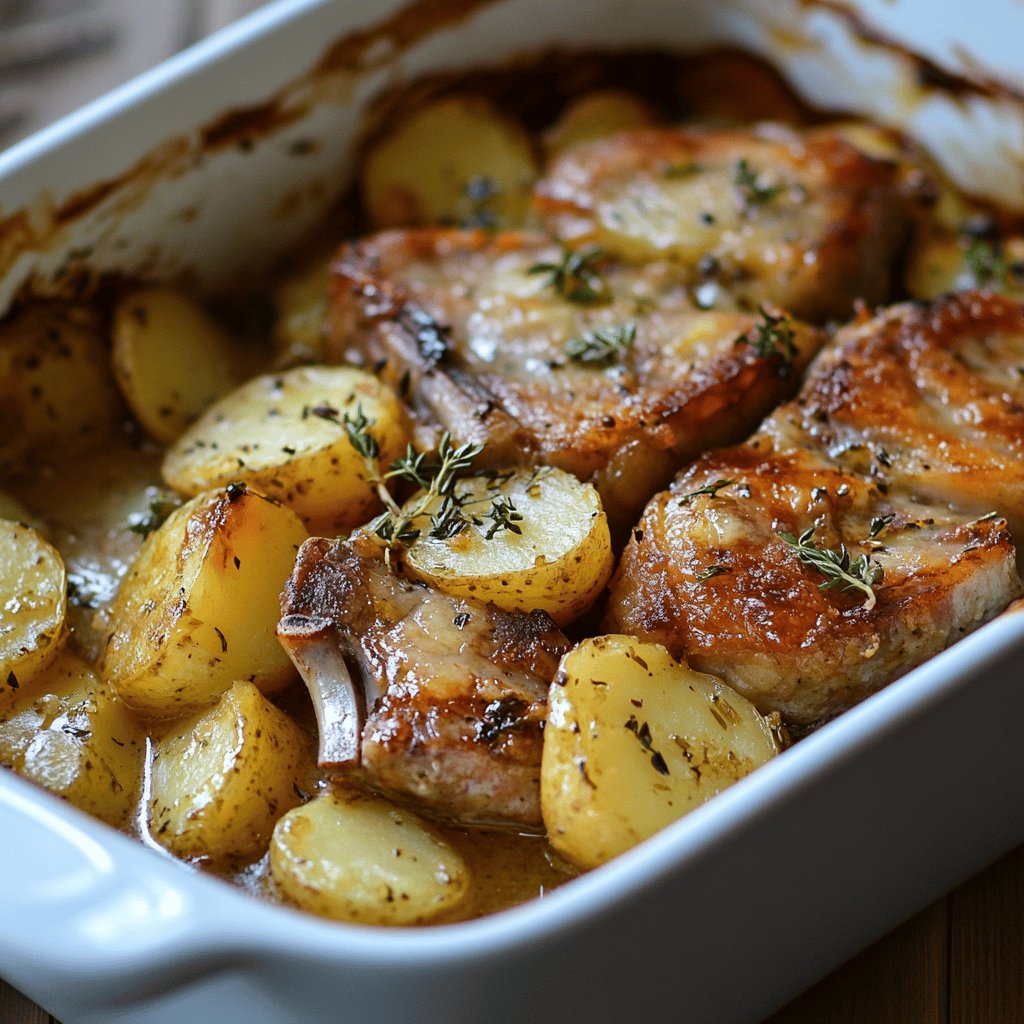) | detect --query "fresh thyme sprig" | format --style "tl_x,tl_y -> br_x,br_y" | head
528,246 -> 610,304
679,478 -> 736,506
342,406 -> 521,556
778,526 -> 884,611
743,305 -> 797,378
565,321 -> 637,364
733,158 -> 783,209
